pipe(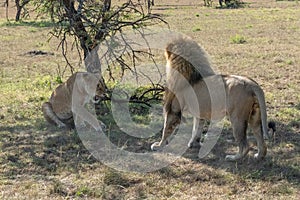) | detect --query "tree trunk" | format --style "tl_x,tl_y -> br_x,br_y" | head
5,0 -> 9,21
15,0 -> 30,21
15,0 -> 21,21
62,0 -> 112,73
